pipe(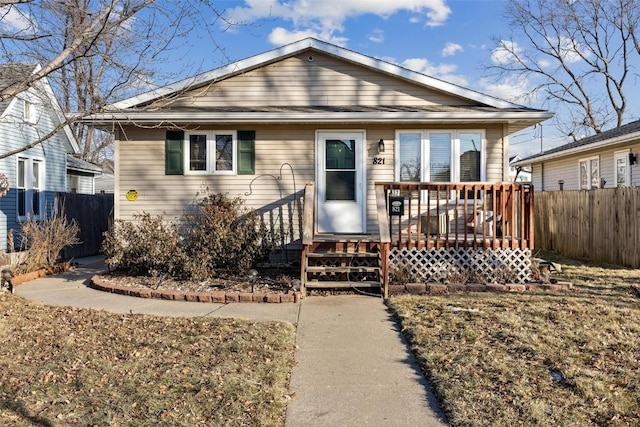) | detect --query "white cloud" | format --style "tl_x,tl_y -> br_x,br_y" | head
268,27 -> 348,47
491,40 -> 522,65
225,0 -> 451,45
478,75 -> 534,103
401,57 -> 468,86
441,42 -> 462,57
553,36 -> 590,63
0,5 -> 36,33
368,29 -> 384,43
538,58 -> 552,68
